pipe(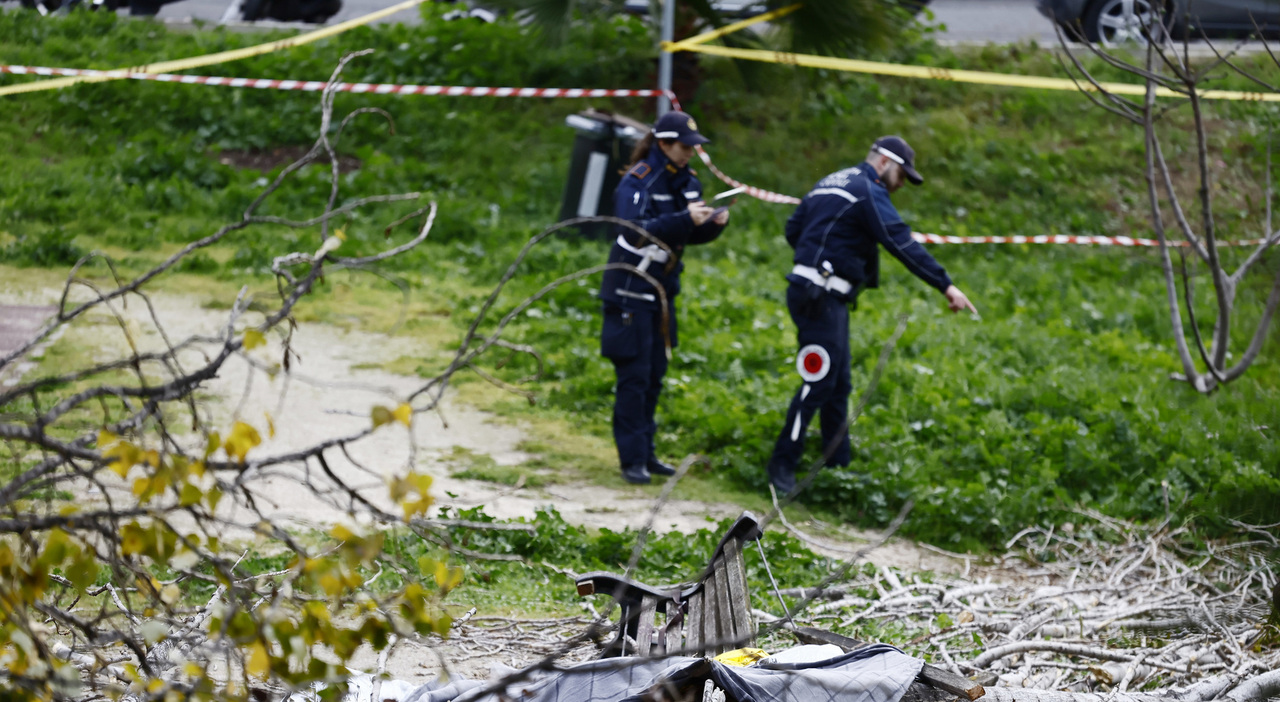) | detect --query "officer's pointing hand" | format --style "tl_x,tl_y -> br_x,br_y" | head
688,202 -> 714,226
944,285 -> 979,316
